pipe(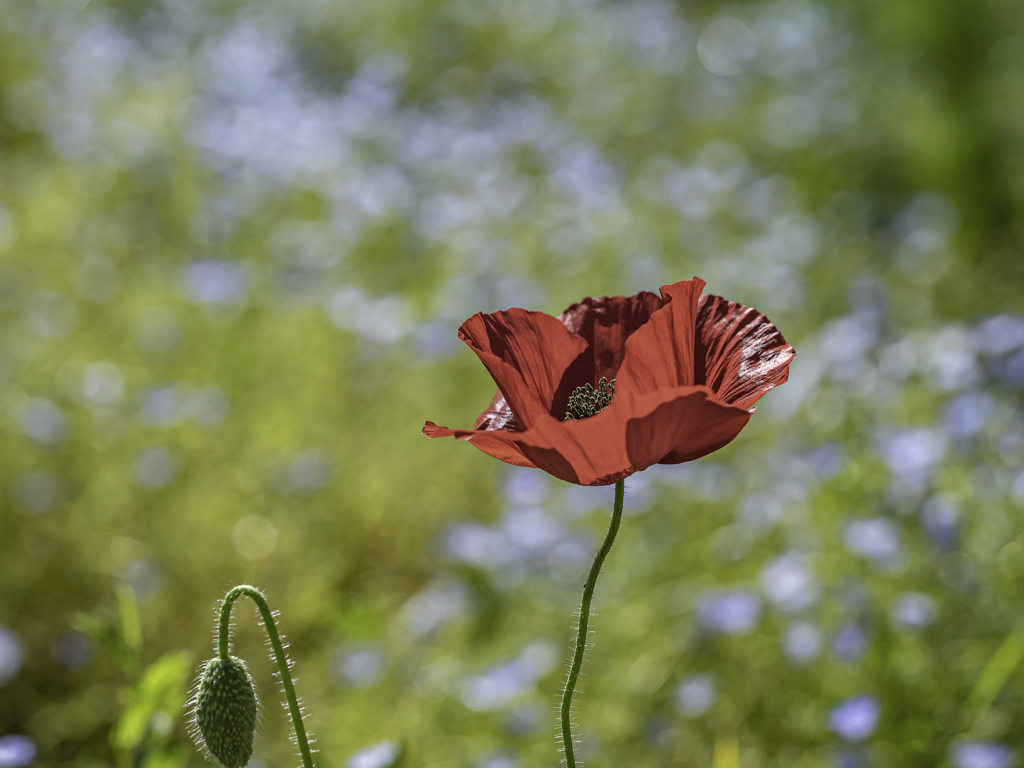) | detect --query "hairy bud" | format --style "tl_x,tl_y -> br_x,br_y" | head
193,656 -> 257,768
